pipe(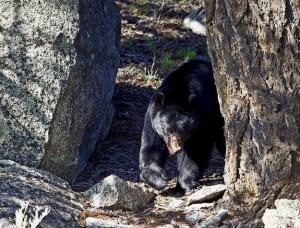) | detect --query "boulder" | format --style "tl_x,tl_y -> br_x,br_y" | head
84,175 -> 156,211
0,160 -> 83,227
0,0 -> 120,182
187,184 -> 226,204
262,199 -> 300,228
